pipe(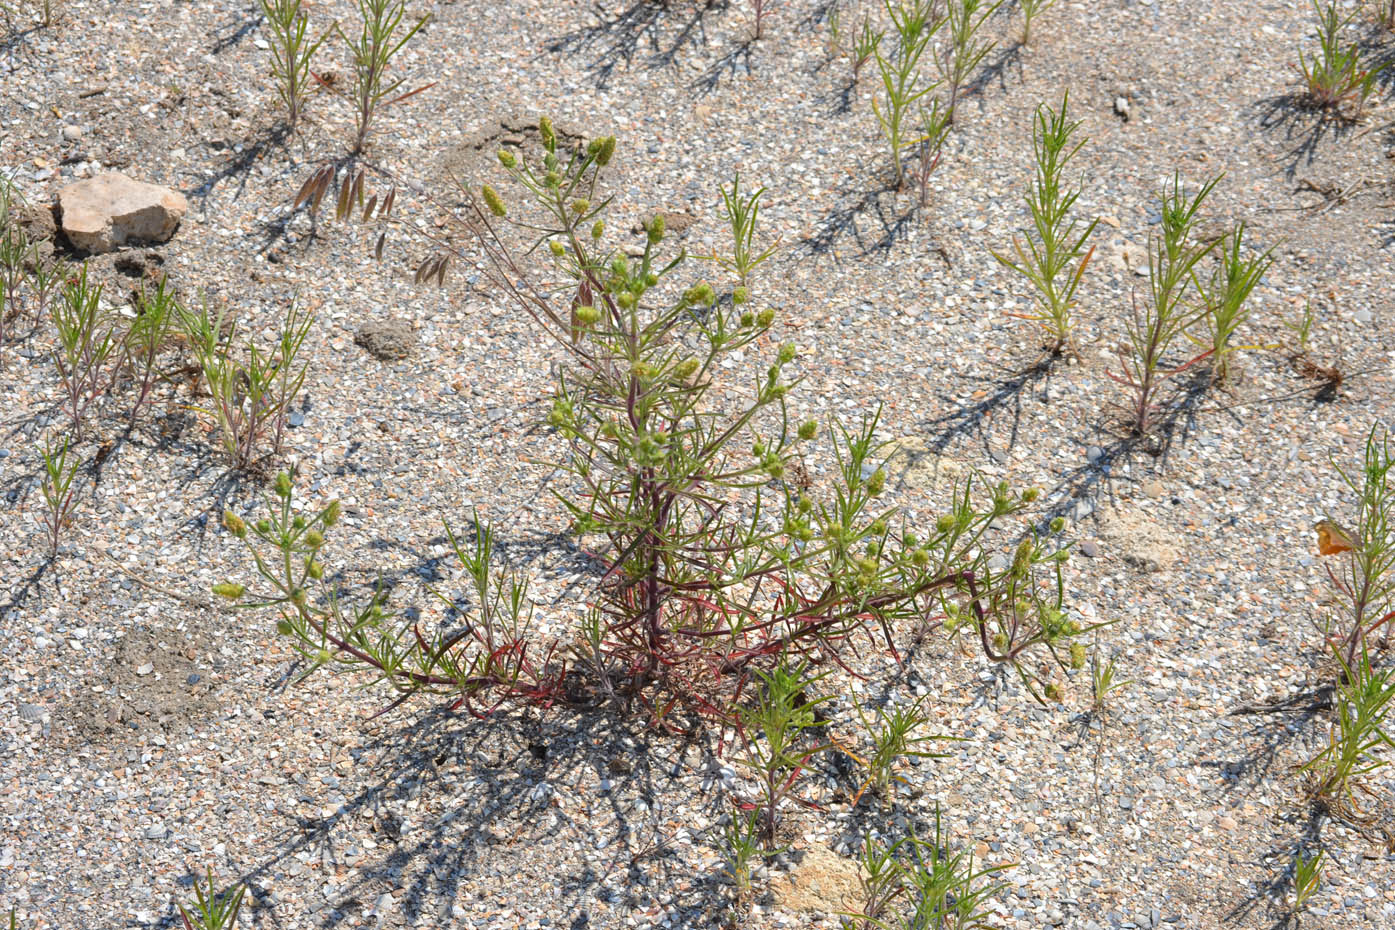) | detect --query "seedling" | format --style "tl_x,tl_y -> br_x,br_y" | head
179,867 -> 245,930
1285,301 -> 1317,354
39,432 -> 81,558
844,808 -> 1012,930
852,11 -> 885,78
993,91 -> 1098,355
178,298 -> 312,471
718,806 -> 763,901
901,810 -> 1011,930
1317,425 -> 1395,667
847,693 -> 952,804
336,0 -> 431,153
1090,651 -> 1131,714
751,0 -> 775,39
1300,646 -> 1394,816
735,661 -> 833,848
914,97 -> 952,208
1018,0 -> 1057,45
258,0 -> 333,129
873,0 -> 942,188
1193,223 -> 1274,383
121,275 -> 180,429
711,173 -> 779,286
1297,0 -> 1382,115
51,264 -> 118,438
1291,848 -> 1324,916
938,0 -> 1001,120
1109,173 -> 1221,435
